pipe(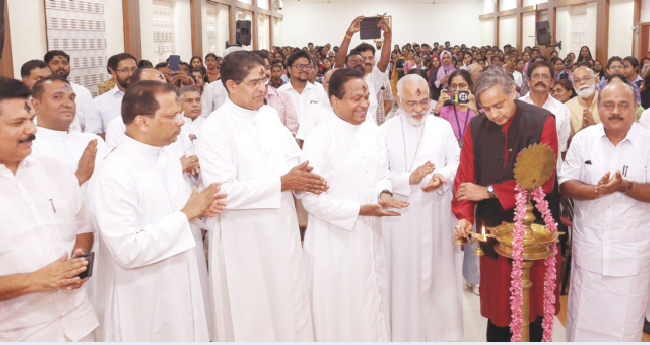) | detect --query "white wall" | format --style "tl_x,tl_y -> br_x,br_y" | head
555,6 -> 571,57
500,0 -> 517,11
499,15 -> 518,47
585,2 -> 597,58
173,0 -> 193,61
8,0 -> 47,78
480,19 -> 495,46
139,0 -> 155,62
523,0 -> 547,7
522,11 -> 536,48
280,0 -> 484,48
483,0 -> 495,15
105,1 -> 125,58
609,0 -> 634,58
642,0 -> 650,22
